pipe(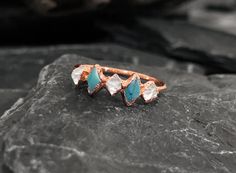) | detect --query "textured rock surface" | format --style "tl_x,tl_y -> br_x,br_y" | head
179,0 -> 236,36
0,89 -> 27,116
1,54 -> 236,173
140,18 -> 236,70
107,18 -> 236,73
